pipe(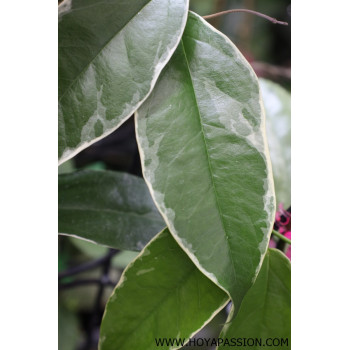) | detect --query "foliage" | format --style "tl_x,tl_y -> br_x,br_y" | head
58,1 -> 291,349
58,170 -> 164,250
260,79 -> 291,207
